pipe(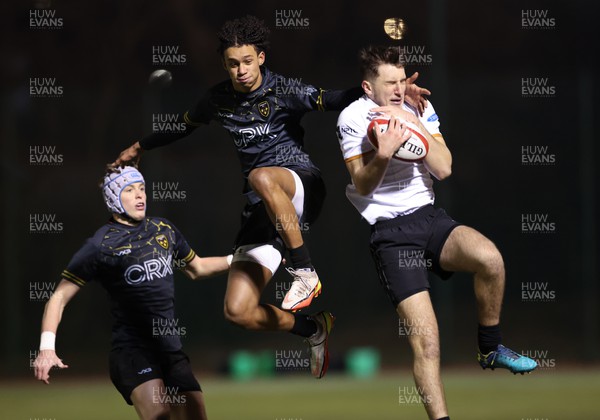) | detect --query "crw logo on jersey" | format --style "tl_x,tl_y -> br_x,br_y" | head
124,255 -> 173,285
232,123 -> 276,147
